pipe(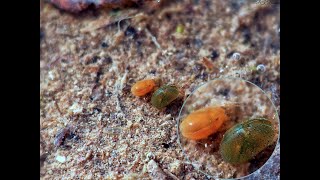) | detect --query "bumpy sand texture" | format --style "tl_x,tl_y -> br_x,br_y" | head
40,0 -> 279,179
178,78 -> 279,179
